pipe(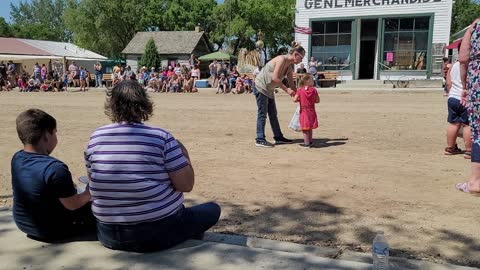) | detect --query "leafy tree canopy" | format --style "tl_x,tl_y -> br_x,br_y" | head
64,0 -> 145,58
0,17 -> 14,37
210,0 -> 295,55
10,0 -> 70,41
9,0 -> 478,59
451,0 -> 480,35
